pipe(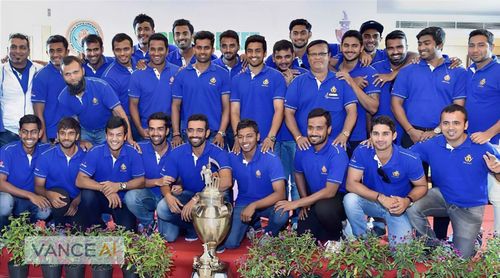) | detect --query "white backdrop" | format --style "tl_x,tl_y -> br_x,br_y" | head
1,0 -> 500,62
